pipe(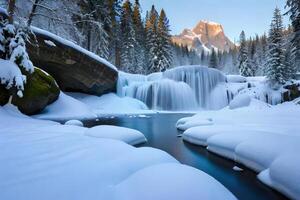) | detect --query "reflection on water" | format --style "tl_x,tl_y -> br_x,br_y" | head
84,114 -> 287,200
